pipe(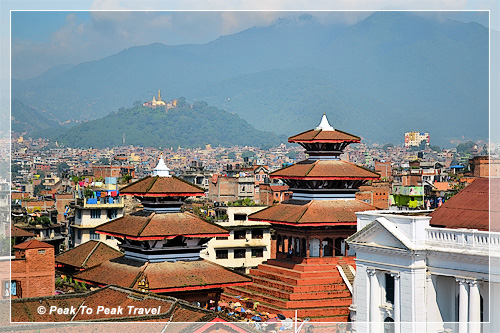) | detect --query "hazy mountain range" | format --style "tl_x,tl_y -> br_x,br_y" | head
12,12 -> 488,147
